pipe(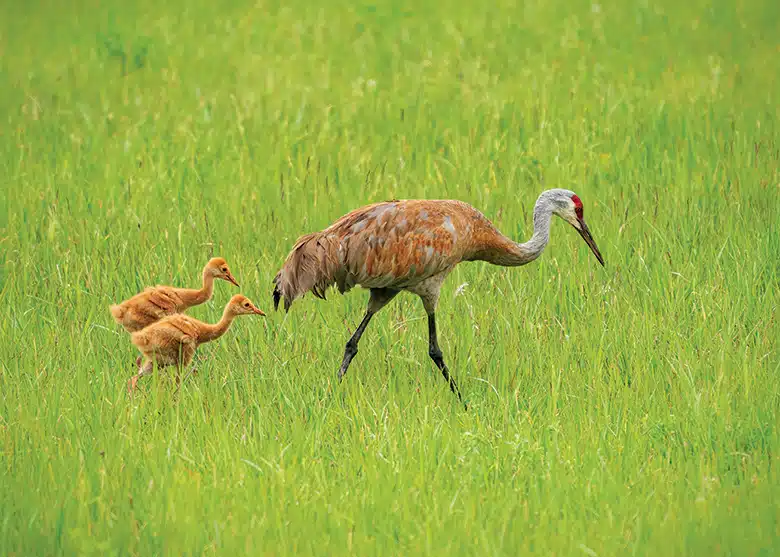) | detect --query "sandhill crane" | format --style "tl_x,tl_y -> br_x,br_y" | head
273,189 -> 604,406
128,294 -> 265,392
110,257 -> 240,333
